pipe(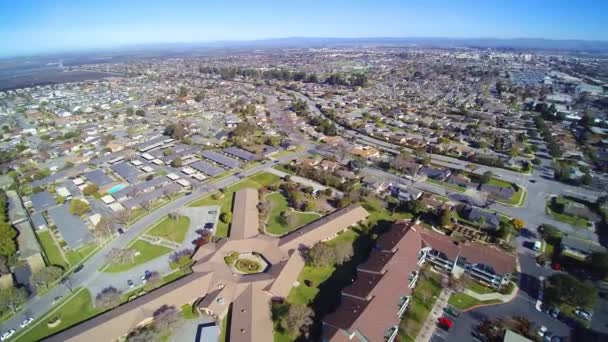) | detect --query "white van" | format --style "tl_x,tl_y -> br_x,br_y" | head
533,240 -> 542,252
